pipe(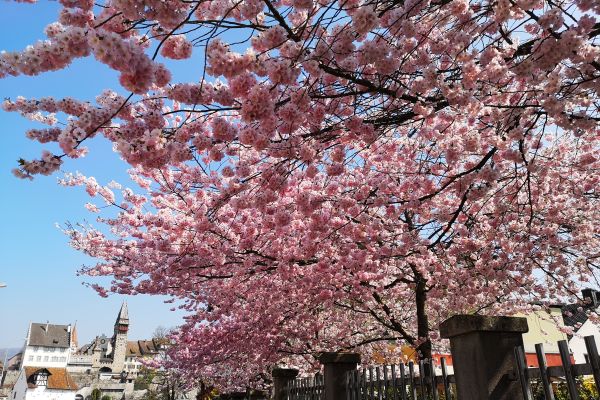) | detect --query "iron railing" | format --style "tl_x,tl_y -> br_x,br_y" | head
286,374 -> 324,400
346,359 -> 455,400
515,335 -> 600,400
